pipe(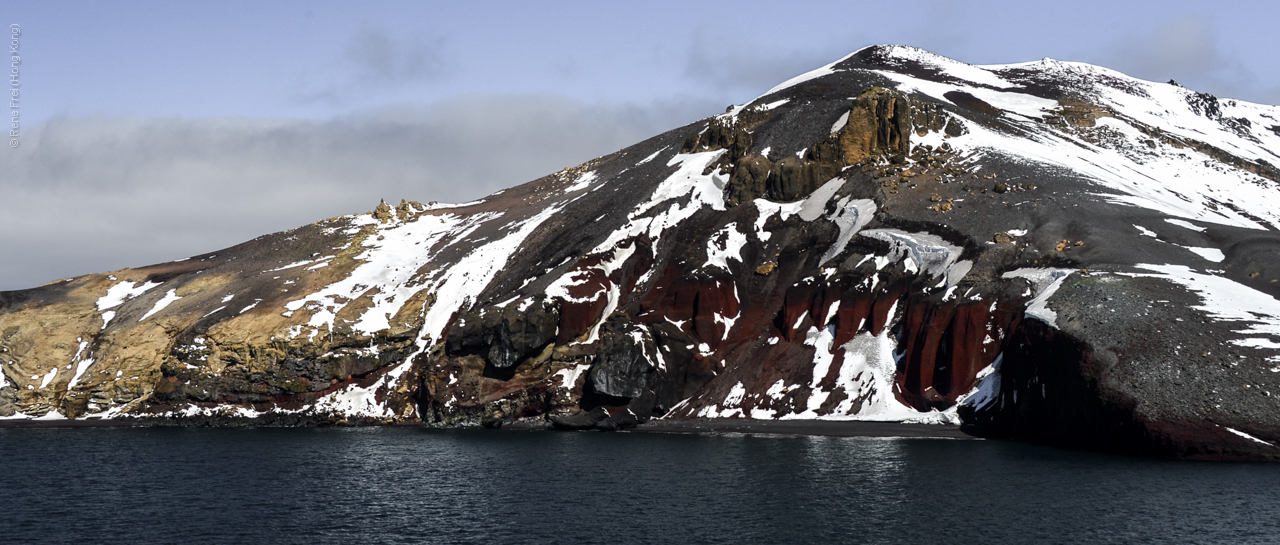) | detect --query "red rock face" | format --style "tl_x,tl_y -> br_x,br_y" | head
893,297 -> 1019,410
557,242 -> 655,343
637,267 -> 739,350
555,259 -> 612,343
713,265 -> 1018,414
643,257 -> 1016,421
